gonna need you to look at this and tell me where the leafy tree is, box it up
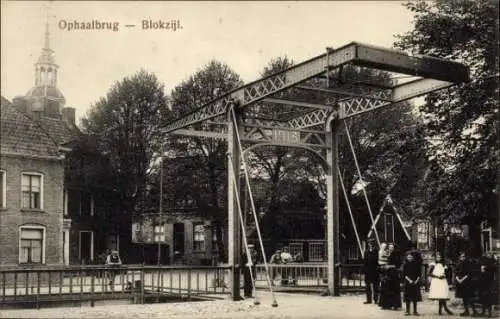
[394,0,499,244]
[81,70,170,261]
[167,60,243,262]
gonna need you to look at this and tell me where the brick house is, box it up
[0,22,122,267]
[132,210,223,265]
[0,96,76,267]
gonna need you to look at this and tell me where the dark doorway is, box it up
[79,231,93,264]
[141,244,170,265]
[173,223,185,263]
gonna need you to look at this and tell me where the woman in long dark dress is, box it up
[454,252,477,316]
[379,243,402,310]
[402,252,422,316]
[477,254,496,317]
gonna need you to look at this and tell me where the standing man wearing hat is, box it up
[242,244,258,298]
[363,238,379,304]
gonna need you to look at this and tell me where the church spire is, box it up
[35,18,58,87]
[44,20,50,51]
[24,15,66,118]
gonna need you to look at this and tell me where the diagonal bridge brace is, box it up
[163,42,469,133]
[288,77,461,129]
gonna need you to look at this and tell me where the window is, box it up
[78,231,94,263]
[289,242,303,258]
[309,241,325,261]
[154,225,165,242]
[0,170,5,208]
[193,223,205,252]
[80,192,93,216]
[63,190,68,216]
[212,226,218,252]
[347,244,361,261]
[417,221,431,250]
[21,173,43,209]
[19,226,45,264]
[383,213,394,242]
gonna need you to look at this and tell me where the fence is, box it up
[254,263,365,292]
[254,263,452,293]
[1,262,465,309]
[0,264,230,309]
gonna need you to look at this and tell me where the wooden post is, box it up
[326,118,340,296]
[90,270,95,307]
[227,106,242,300]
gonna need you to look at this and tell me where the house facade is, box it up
[0,23,78,267]
[132,210,223,265]
[0,97,74,267]
[0,22,121,267]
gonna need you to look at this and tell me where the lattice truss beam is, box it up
[164,42,469,141]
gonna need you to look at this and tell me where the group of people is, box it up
[363,239,498,317]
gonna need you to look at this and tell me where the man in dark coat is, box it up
[455,252,478,316]
[363,238,379,304]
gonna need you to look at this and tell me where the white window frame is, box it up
[21,172,44,210]
[19,225,46,264]
[193,223,206,252]
[154,225,165,242]
[63,229,70,266]
[78,230,94,262]
[0,170,6,208]
[417,221,431,250]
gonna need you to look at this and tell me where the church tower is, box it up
[23,20,66,118]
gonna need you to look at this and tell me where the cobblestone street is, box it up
[1,291,497,319]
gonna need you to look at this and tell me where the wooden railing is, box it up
[1,262,456,309]
[254,263,445,292]
[254,263,365,291]
[0,264,230,309]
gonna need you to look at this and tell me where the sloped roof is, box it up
[1,96,80,157]
[37,115,81,146]
[26,86,65,103]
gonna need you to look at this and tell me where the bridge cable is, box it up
[338,165,365,258]
[343,120,381,246]
[230,106,279,307]
[227,152,260,305]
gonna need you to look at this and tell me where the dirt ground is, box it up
[0,291,498,319]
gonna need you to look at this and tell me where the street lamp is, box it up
[157,155,164,266]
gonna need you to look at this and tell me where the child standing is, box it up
[428,253,453,315]
[403,252,422,316]
[454,252,477,316]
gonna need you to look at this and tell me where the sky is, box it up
[1,1,415,126]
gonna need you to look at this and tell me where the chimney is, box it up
[62,107,75,126]
[12,96,28,113]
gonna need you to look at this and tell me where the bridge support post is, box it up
[326,118,340,296]
[228,106,242,301]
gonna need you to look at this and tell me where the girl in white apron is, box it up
[428,253,453,315]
